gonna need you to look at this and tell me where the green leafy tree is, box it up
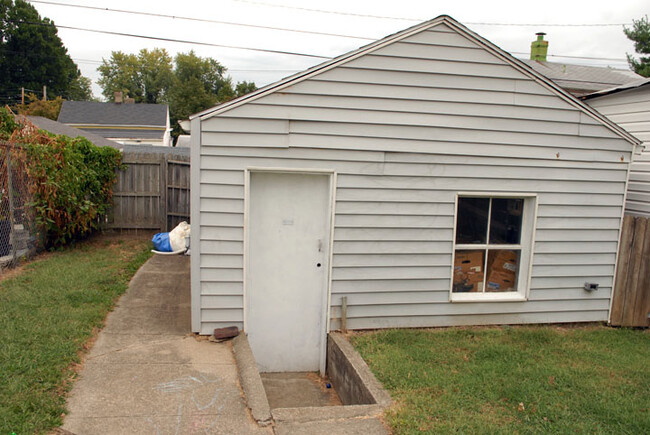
[235,80,258,97]
[67,75,94,101]
[98,48,175,103]
[0,0,92,102]
[624,15,650,77]
[169,51,235,130]
[98,48,257,138]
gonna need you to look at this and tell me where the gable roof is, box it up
[24,115,119,148]
[193,15,640,146]
[520,60,643,97]
[58,101,168,127]
[581,77,650,100]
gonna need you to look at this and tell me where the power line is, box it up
[231,0,631,27]
[27,1,374,40]
[9,19,331,59]
[467,22,628,27]
[232,0,421,21]
[510,51,627,62]
[0,43,304,71]
[5,16,632,66]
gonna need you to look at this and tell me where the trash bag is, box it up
[169,221,190,251]
[152,232,172,252]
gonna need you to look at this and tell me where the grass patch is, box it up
[351,326,649,434]
[0,233,153,434]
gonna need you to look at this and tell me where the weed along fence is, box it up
[0,141,38,268]
[611,214,650,327]
[106,146,190,232]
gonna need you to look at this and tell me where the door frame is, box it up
[243,167,336,374]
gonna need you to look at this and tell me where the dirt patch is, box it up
[0,250,52,284]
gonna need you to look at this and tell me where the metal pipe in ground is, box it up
[341,296,347,333]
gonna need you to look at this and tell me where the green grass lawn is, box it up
[0,234,152,434]
[351,326,649,434]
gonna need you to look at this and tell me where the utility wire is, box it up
[8,19,331,59]
[28,0,630,40]
[510,51,627,62]
[27,1,374,40]
[7,11,631,65]
[231,0,631,26]
[0,45,305,71]
[231,0,422,21]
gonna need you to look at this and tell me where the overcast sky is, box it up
[27,0,649,100]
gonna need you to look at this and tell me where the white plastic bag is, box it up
[168,221,191,252]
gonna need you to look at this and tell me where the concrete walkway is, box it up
[62,254,270,435]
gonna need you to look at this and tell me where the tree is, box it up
[0,0,92,101]
[169,51,234,129]
[97,48,175,103]
[624,15,650,77]
[235,81,258,97]
[98,49,257,138]
[67,75,94,101]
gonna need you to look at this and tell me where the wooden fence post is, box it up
[160,154,167,232]
[611,215,650,327]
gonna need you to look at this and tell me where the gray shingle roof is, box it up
[58,101,168,127]
[23,116,120,148]
[57,101,168,141]
[581,77,650,100]
[520,60,643,97]
[85,128,167,140]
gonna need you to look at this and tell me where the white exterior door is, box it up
[246,171,332,372]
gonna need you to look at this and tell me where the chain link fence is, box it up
[1,141,38,270]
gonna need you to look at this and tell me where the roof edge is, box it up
[581,78,650,100]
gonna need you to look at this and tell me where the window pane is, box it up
[455,197,489,244]
[452,250,485,293]
[485,249,519,292]
[489,198,523,244]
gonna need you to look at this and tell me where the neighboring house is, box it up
[521,59,643,97]
[583,79,650,217]
[58,101,172,147]
[22,116,119,149]
[189,15,639,373]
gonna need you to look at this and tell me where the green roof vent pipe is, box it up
[530,32,548,61]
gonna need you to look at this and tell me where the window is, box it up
[451,194,536,301]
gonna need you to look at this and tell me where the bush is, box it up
[1,107,122,248]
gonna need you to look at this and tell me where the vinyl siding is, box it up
[587,86,650,216]
[193,23,632,334]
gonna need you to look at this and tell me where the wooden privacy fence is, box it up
[106,148,190,232]
[611,214,650,327]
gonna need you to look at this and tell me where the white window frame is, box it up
[450,192,537,302]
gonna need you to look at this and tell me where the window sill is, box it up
[450,292,527,303]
